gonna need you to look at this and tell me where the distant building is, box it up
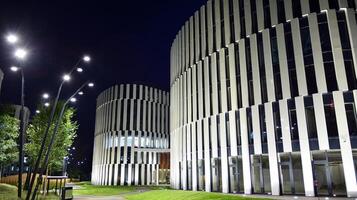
[170,0,357,198]
[91,84,170,186]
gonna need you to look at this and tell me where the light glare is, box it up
[77,67,83,72]
[44,102,50,107]
[6,34,18,44]
[35,110,40,114]
[42,93,50,99]
[88,82,94,87]
[70,98,77,103]
[83,55,91,62]
[63,74,71,81]
[14,48,27,60]
[10,66,19,72]
[78,91,84,95]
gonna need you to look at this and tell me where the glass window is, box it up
[259,105,268,154]
[328,0,339,9]
[277,0,286,23]
[323,94,340,149]
[273,102,283,152]
[309,0,320,13]
[263,0,271,28]
[344,92,357,149]
[292,0,302,18]
[337,12,357,90]
[247,108,254,154]
[304,97,318,150]
[251,0,258,33]
[288,99,300,151]
[239,0,246,38]
[257,33,268,103]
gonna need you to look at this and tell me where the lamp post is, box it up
[10,65,26,198]
[6,33,27,198]
[31,81,94,200]
[26,56,91,200]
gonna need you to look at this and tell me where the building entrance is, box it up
[229,156,244,193]
[278,152,304,195]
[251,154,271,194]
[312,151,346,197]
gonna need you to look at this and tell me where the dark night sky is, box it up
[0,0,206,177]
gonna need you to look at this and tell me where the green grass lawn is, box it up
[0,183,59,200]
[125,190,270,200]
[73,181,138,196]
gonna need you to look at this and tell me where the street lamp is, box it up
[6,33,18,44]
[76,67,83,73]
[42,93,50,99]
[83,55,90,62]
[31,81,94,200]
[63,74,71,82]
[10,66,19,72]
[14,48,27,60]
[35,110,40,114]
[27,55,92,200]
[44,102,50,107]
[9,64,26,198]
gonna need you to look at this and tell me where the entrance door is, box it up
[229,156,243,193]
[198,159,205,191]
[313,160,331,196]
[251,155,271,194]
[279,153,295,194]
[279,152,305,195]
[211,158,221,192]
[312,151,346,197]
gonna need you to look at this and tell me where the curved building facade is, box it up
[92,84,170,186]
[170,0,357,197]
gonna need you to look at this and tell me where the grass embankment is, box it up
[0,183,58,200]
[125,189,270,200]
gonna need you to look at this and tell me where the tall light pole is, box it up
[26,55,91,200]
[9,43,28,198]
[31,81,94,200]
[10,65,26,198]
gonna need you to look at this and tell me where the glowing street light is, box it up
[10,66,19,72]
[6,34,18,44]
[35,110,40,114]
[83,55,90,62]
[44,102,50,107]
[78,91,84,95]
[42,93,50,99]
[76,67,83,73]
[14,48,27,60]
[88,82,94,87]
[70,97,77,103]
[63,74,71,82]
